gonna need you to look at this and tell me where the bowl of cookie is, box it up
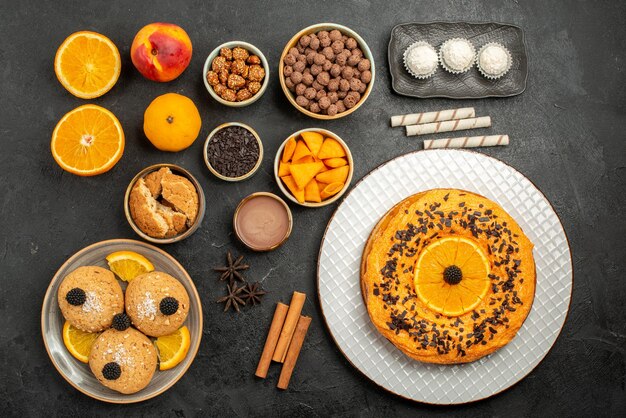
[279,23,375,119]
[124,164,206,244]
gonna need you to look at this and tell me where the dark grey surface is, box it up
[389,21,527,98]
[0,0,625,417]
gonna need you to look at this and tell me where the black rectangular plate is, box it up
[388,21,528,99]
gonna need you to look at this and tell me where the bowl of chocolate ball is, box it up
[279,23,375,119]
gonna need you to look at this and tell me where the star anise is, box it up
[216,283,246,313]
[214,251,249,286]
[240,282,267,306]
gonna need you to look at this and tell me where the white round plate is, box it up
[317,150,572,404]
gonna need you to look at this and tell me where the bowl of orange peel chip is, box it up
[274,128,354,207]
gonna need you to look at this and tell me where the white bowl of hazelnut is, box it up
[203,41,269,107]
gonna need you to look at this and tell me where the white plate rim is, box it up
[316,149,573,404]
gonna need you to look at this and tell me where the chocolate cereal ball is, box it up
[309,102,321,113]
[290,71,303,84]
[297,54,307,62]
[361,70,372,84]
[339,79,350,92]
[310,64,322,76]
[327,78,339,92]
[331,40,344,54]
[335,51,349,66]
[299,35,311,47]
[358,58,371,72]
[302,73,314,86]
[316,71,330,86]
[345,37,358,50]
[322,47,334,61]
[304,87,316,100]
[329,30,342,41]
[287,47,299,57]
[350,78,363,92]
[284,54,296,66]
[320,36,331,48]
[343,91,361,108]
[312,80,324,91]
[285,77,295,90]
[296,95,309,108]
[322,60,333,71]
[295,83,306,96]
[315,89,326,101]
[336,100,346,113]
[327,91,339,103]
[293,61,306,73]
[327,103,338,117]
[284,65,293,77]
[342,66,354,80]
[348,53,361,66]
[330,64,342,77]
[318,96,331,110]
[314,53,326,65]
[306,52,316,65]
[337,90,347,99]
[310,37,320,50]
[296,44,305,54]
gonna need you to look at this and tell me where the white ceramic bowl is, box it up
[274,128,354,207]
[202,41,269,107]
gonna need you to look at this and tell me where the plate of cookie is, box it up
[41,239,202,403]
[317,149,572,404]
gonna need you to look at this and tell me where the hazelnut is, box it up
[330,64,342,78]
[327,103,338,116]
[231,59,247,75]
[327,91,339,103]
[220,47,233,60]
[295,83,306,96]
[358,58,371,72]
[339,79,350,92]
[309,102,321,113]
[310,64,322,76]
[314,53,326,65]
[341,66,354,80]
[316,71,330,86]
[360,70,372,84]
[347,54,361,67]
[206,71,219,86]
[336,100,346,113]
[214,83,227,96]
[218,68,229,84]
[322,47,335,61]
[247,55,261,65]
[327,78,339,92]
[284,54,296,66]
[331,40,345,55]
[296,95,309,108]
[212,56,228,72]
[310,37,320,50]
[228,74,246,90]
[302,73,314,86]
[236,89,252,102]
[288,47,299,57]
[248,65,265,82]
[329,30,342,41]
[233,47,250,61]
[306,52,317,65]
[345,38,358,50]
[290,71,303,84]
[304,87,316,100]
[293,61,306,73]
[318,96,331,110]
[320,36,331,48]
[284,65,294,77]
[312,80,324,91]
[247,81,262,94]
[299,35,311,47]
[322,60,333,71]
[221,88,237,102]
[315,89,327,101]
[349,78,363,92]
[284,77,295,90]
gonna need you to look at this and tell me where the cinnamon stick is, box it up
[272,291,306,363]
[277,315,312,390]
[255,302,289,378]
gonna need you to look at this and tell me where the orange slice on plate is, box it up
[106,250,154,282]
[62,321,101,363]
[51,104,125,176]
[155,326,191,371]
[54,31,121,99]
[414,237,490,316]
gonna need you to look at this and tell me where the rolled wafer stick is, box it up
[391,107,475,127]
[277,315,312,390]
[406,116,491,136]
[424,135,509,150]
[255,302,290,378]
[272,291,306,363]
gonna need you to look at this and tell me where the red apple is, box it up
[131,23,192,82]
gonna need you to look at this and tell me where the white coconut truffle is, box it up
[477,43,512,79]
[439,38,475,74]
[403,41,438,79]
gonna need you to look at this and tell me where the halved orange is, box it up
[414,237,490,316]
[62,321,101,363]
[106,250,154,282]
[155,326,191,371]
[51,104,124,176]
[54,31,121,99]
